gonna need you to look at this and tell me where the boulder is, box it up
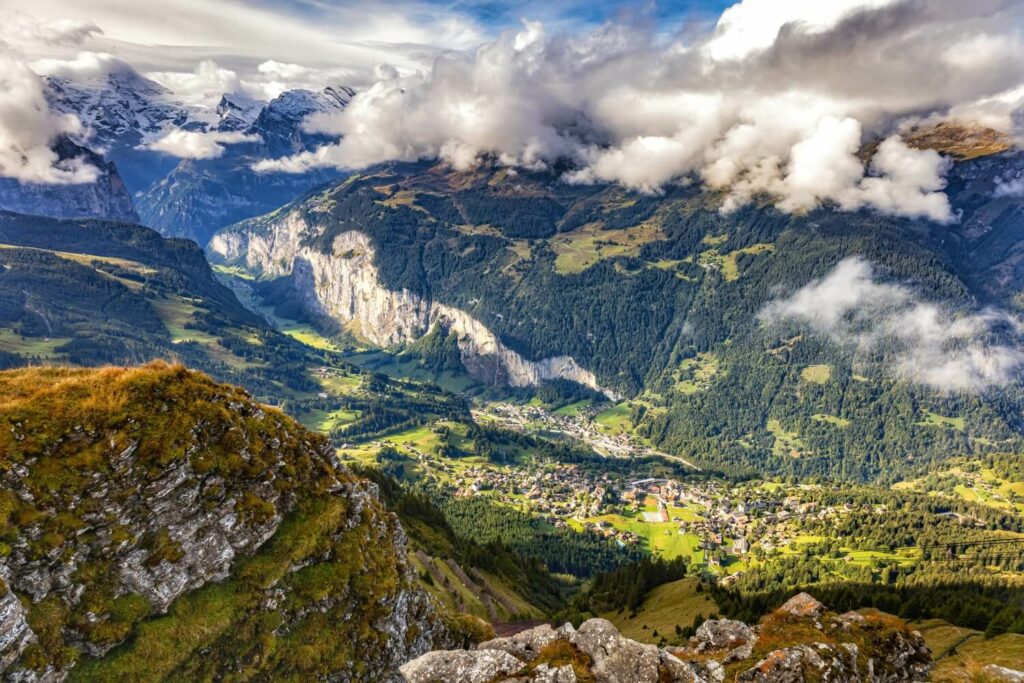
[982,664,1024,682]
[693,619,757,661]
[400,649,524,683]
[659,650,722,682]
[777,593,826,619]
[569,618,660,683]
[533,663,578,682]
[479,623,560,661]
[736,643,860,682]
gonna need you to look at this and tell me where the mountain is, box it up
[0,210,275,385]
[45,66,354,244]
[135,86,353,245]
[45,68,200,196]
[0,138,137,222]
[209,137,1024,484]
[0,362,460,680]
[213,92,264,132]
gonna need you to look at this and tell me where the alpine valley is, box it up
[2,3,1024,682]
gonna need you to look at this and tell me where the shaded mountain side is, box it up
[210,149,1024,483]
[0,211,310,398]
[0,139,138,222]
[0,363,466,681]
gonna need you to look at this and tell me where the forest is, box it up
[251,158,1024,484]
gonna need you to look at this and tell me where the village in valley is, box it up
[339,397,883,582]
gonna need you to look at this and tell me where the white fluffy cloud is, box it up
[0,52,97,184]
[705,0,893,61]
[256,0,1022,222]
[759,257,1024,393]
[141,130,260,160]
[994,175,1024,198]
[145,60,242,105]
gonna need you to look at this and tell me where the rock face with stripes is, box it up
[209,216,617,398]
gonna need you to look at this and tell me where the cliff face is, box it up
[0,363,451,681]
[210,212,615,396]
[0,139,138,223]
[401,593,932,683]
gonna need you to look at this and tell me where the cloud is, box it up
[0,12,101,51]
[10,0,486,86]
[705,0,894,62]
[141,129,260,159]
[0,52,97,184]
[31,51,134,80]
[145,60,242,105]
[759,257,1024,393]
[254,0,1022,222]
[994,174,1024,198]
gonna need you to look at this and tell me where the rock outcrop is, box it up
[401,593,931,683]
[210,212,616,396]
[0,363,453,681]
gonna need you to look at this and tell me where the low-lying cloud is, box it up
[141,130,261,160]
[0,15,103,184]
[994,174,1024,198]
[759,257,1024,393]
[255,0,1023,222]
[0,52,98,184]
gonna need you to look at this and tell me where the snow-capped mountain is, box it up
[45,68,202,195]
[136,86,353,244]
[42,66,354,243]
[215,92,265,132]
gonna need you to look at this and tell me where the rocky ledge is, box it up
[0,363,454,681]
[401,593,931,683]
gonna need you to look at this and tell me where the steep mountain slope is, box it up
[0,362,455,681]
[209,144,1024,482]
[0,210,293,393]
[136,86,352,245]
[0,138,137,222]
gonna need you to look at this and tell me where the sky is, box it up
[0,0,1022,220]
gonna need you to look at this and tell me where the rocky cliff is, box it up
[401,593,931,683]
[0,362,453,681]
[0,138,138,223]
[209,210,615,396]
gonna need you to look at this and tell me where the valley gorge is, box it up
[209,210,615,396]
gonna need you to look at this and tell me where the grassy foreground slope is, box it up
[0,362,461,681]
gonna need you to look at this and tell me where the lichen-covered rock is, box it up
[400,649,524,683]
[983,664,1024,682]
[692,618,757,662]
[401,596,932,683]
[777,593,827,620]
[0,581,33,672]
[736,643,860,682]
[479,623,560,661]
[659,651,721,683]
[0,364,453,681]
[570,618,661,683]
[531,663,577,683]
